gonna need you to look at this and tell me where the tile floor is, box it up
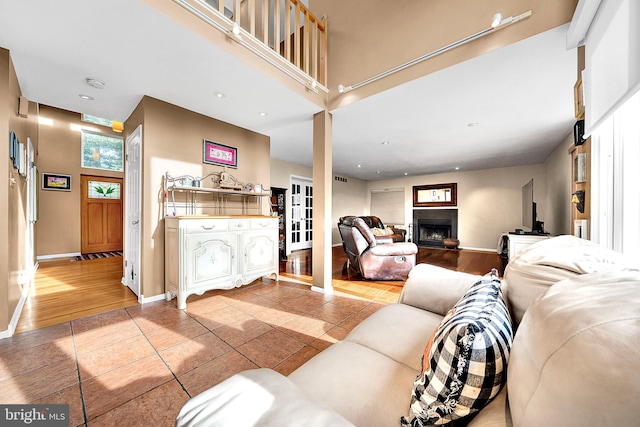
[0,278,385,426]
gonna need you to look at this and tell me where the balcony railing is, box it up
[176,0,327,91]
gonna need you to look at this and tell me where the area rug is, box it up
[72,251,123,262]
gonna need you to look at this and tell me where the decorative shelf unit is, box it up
[164,172,270,217]
[162,172,278,309]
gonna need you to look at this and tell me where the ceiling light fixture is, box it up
[381,141,390,145]
[306,79,319,93]
[214,92,226,98]
[78,94,94,100]
[258,112,268,117]
[227,22,242,41]
[336,10,531,94]
[86,78,105,89]
[467,122,479,127]
[491,13,503,28]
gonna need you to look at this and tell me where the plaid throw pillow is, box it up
[401,269,513,426]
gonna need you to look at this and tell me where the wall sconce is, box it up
[112,121,124,133]
[572,190,585,213]
[18,96,29,118]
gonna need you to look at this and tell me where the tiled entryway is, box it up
[0,279,384,426]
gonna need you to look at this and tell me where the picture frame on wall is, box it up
[413,183,458,207]
[203,140,238,168]
[42,173,72,191]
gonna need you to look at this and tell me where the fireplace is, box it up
[413,209,458,247]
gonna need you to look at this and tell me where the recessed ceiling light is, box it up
[214,92,225,98]
[78,94,94,100]
[467,122,479,127]
[86,78,105,89]
[404,172,408,176]
[376,171,381,174]
[381,141,390,145]
[258,112,268,117]
[455,167,460,170]
[357,164,361,168]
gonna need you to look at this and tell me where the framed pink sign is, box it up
[203,140,237,168]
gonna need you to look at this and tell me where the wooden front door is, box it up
[81,175,123,254]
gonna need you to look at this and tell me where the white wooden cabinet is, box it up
[165,216,278,309]
[506,233,550,261]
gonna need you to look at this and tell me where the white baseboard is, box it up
[37,252,81,260]
[0,262,39,339]
[311,285,333,294]
[140,293,166,304]
[458,246,498,253]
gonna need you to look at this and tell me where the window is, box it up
[82,114,113,127]
[81,130,124,172]
[370,188,405,226]
[591,90,640,259]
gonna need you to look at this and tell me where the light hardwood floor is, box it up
[16,257,138,334]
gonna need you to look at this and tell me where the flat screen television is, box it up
[521,178,536,232]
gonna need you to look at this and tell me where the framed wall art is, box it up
[42,173,72,191]
[413,183,457,207]
[203,140,238,168]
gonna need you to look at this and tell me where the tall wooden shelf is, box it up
[270,187,287,260]
[569,138,591,238]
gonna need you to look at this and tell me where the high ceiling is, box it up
[0,0,577,181]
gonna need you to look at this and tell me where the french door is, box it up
[290,177,313,251]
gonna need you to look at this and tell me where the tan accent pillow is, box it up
[371,227,394,236]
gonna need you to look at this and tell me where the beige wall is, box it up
[36,106,124,257]
[1,49,38,334]
[329,163,550,250]
[331,174,369,245]
[0,48,10,332]
[270,158,312,189]
[313,0,578,109]
[543,132,573,236]
[126,96,272,299]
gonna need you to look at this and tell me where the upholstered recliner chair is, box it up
[358,216,406,242]
[338,216,418,280]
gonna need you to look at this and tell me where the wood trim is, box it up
[284,0,291,61]
[294,2,301,68]
[413,183,458,207]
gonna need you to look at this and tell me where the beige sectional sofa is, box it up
[176,235,640,427]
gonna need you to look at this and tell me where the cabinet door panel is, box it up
[242,231,278,276]
[186,233,236,287]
